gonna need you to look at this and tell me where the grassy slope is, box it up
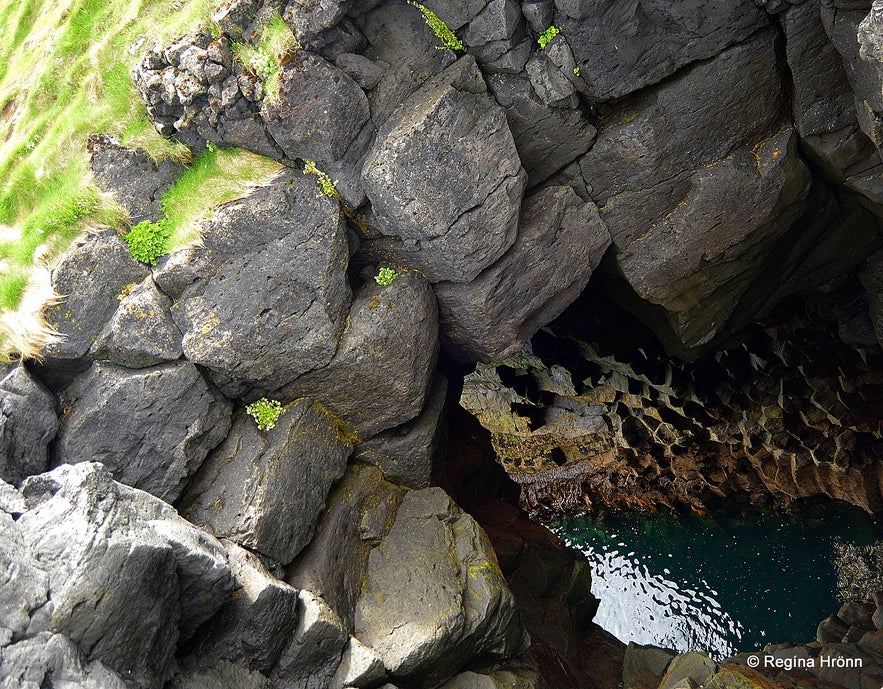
[0,0,283,361]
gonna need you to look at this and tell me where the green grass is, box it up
[0,0,285,361]
[232,13,297,101]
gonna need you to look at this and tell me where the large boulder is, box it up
[276,271,438,439]
[435,186,611,363]
[0,365,57,485]
[0,633,132,689]
[14,463,235,689]
[167,655,274,689]
[487,72,596,186]
[181,398,353,565]
[54,361,232,503]
[555,0,769,101]
[263,51,370,166]
[354,488,523,685]
[194,542,301,673]
[282,0,355,46]
[88,135,184,225]
[42,228,149,368]
[286,464,404,631]
[783,0,873,179]
[172,170,351,396]
[575,29,812,357]
[361,56,527,283]
[353,375,449,489]
[89,277,183,368]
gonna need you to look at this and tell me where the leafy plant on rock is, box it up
[538,25,560,49]
[375,267,400,286]
[246,397,285,431]
[303,160,338,198]
[123,219,172,265]
[409,2,466,51]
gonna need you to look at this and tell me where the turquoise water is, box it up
[550,506,882,659]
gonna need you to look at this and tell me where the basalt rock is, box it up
[88,136,185,225]
[167,654,274,689]
[0,365,56,486]
[435,185,611,363]
[42,229,149,372]
[275,271,438,439]
[354,487,523,685]
[361,56,527,283]
[54,361,231,503]
[180,398,352,565]
[13,463,235,689]
[172,170,351,397]
[461,304,883,516]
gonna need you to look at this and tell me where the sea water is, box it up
[550,505,882,659]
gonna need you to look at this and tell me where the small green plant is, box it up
[246,397,285,431]
[573,66,581,76]
[409,2,466,51]
[232,14,297,101]
[538,25,560,49]
[303,160,338,198]
[123,219,172,265]
[375,267,400,286]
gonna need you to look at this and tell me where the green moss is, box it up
[0,271,30,311]
[408,2,465,51]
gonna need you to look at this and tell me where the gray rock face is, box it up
[89,277,183,368]
[195,542,300,673]
[436,186,611,363]
[15,463,235,689]
[556,0,769,101]
[264,51,370,166]
[330,636,386,689]
[43,229,149,364]
[0,504,49,647]
[0,365,56,485]
[168,655,274,689]
[55,361,232,503]
[181,398,352,565]
[487,72,595,185]
[783,0,872,179]
[282,0,355,46]
[354,488,523,685]
[173,170,351,396]
[436,661,542,689]
[353,375,448,489]
[271,589,349,689]
[861,250,883,348]
[277,271,438,439]
[0,633,132,689]
[361,56,527,283]
[89,136,184,225]
[286,464,403,631]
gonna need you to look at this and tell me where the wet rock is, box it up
[330,637,387,689]
[181,398,352,565]
[271,590,349,689]
[353,375,448,489]
[0,365,56,485]
[276,271,438,439]
[194,542,300,673]
[54,361,231,503]
[16,463,234,689]
[173,170,351,396]
[89,136,184,224]
[435,186,610,363]
[42,229,149,366]
[286,464,403,632]
[361,56,527,283]
[556,0,768,101]
[264,51,370,166]
[487,71,595,185]
[0,633,132,689]
[89,277,183,368]
[168,654,274,689]
[354,488,523,685]
[783,0,872,179]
